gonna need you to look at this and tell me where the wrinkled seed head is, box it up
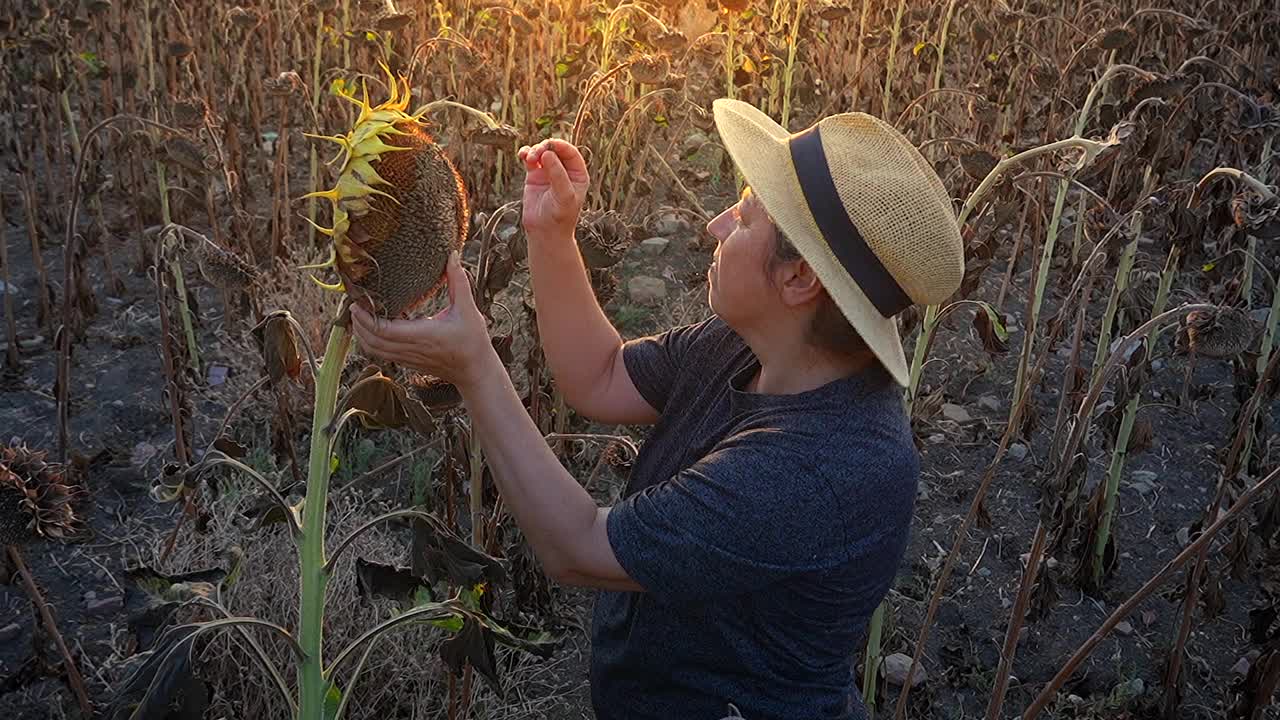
[1186,306,1255,358]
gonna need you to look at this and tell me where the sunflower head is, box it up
[304,64,469,317]
[0,442,84,547]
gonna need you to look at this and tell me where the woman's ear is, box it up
[776,259,825,307]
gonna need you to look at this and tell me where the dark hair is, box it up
[765,227,873,359]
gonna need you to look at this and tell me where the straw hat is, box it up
[711,98,965,387]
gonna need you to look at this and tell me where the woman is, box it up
[350,98,964,719]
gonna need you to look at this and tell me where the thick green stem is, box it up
[927,0,959,137]
[1089,225,1138,379]
[1091,398,1135,585]
[880,0,907,119]
[298,316,353,720]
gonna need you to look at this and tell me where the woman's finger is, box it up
[545,139,588,178]
[443,252,476,312]
[541,150,576,204]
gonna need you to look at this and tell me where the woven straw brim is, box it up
[711,99,965,386]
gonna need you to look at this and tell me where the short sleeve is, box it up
[620,316,716,413]
[605,432,852,606]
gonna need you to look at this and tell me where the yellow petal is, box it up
[346,156,391,187]
[297,246,336,269]
[300,217,337,238]
[308,275,345,292]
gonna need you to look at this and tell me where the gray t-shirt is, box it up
[590,315,919,720]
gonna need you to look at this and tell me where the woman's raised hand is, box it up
[518,139,589,242]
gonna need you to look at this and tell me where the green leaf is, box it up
[912,41,929,56]
[430,615,464,632]
[77,51,105,74]
[330,455,340,474]
[323,683,342,720]
[1202,261,1216,272]
[554,61,571,78]
[652,113,668,127]
[975,301,1009,341]
[535,114,555,129]
[364,31,377,41]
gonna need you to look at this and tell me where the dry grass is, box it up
[157,480,585,719]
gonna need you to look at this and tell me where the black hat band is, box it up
[787,125,913,317]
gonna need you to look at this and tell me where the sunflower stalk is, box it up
[297,307,353,720]
[1090,233,1179,586]
[880,0,908,119]
[906,134,1112,407]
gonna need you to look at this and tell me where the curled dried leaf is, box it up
[341,367,437,438]
[973,303,1009,355]
[263,71,304,97]
[958,147,998,181]
[1231,193,1280,239]
[251,313,303,383]
[164,137,210,175]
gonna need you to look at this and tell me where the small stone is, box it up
[882,653,926,688]
[978,395,1001,412]
[1056,346,1073,359]
[1252,307,1270,324]
[0,623,21,642]
[627,276,667,306]
[86,594,123,616]
[207,364,229,387]
[640,237,670,256]
[1130,470,1158,496]
[682,131,709,155]
[941,403,972,423]
[652,213,691,237]
[132,442,160,467]
[1007,443,1028,461]
[977,567,992,578]
[1232,656,1251,676]
[1115,620,1134,636]
[927,433,946,445]
[1151,358,1165,371]
[1067,694,1085,705]
[1176,526,1191,546]
[497,225,519,243]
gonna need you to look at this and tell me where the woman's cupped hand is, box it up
[349,251,497,391]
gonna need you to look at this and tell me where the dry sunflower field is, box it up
[0,0,1279,718]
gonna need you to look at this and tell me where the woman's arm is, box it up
[520,140,658,425]
[349,254,643,591]
[460,346,643,591]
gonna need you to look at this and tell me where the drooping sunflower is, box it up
[0,442,84,547]
[303,64,469,317]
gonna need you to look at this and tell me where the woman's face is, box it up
[704,186,781,329]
